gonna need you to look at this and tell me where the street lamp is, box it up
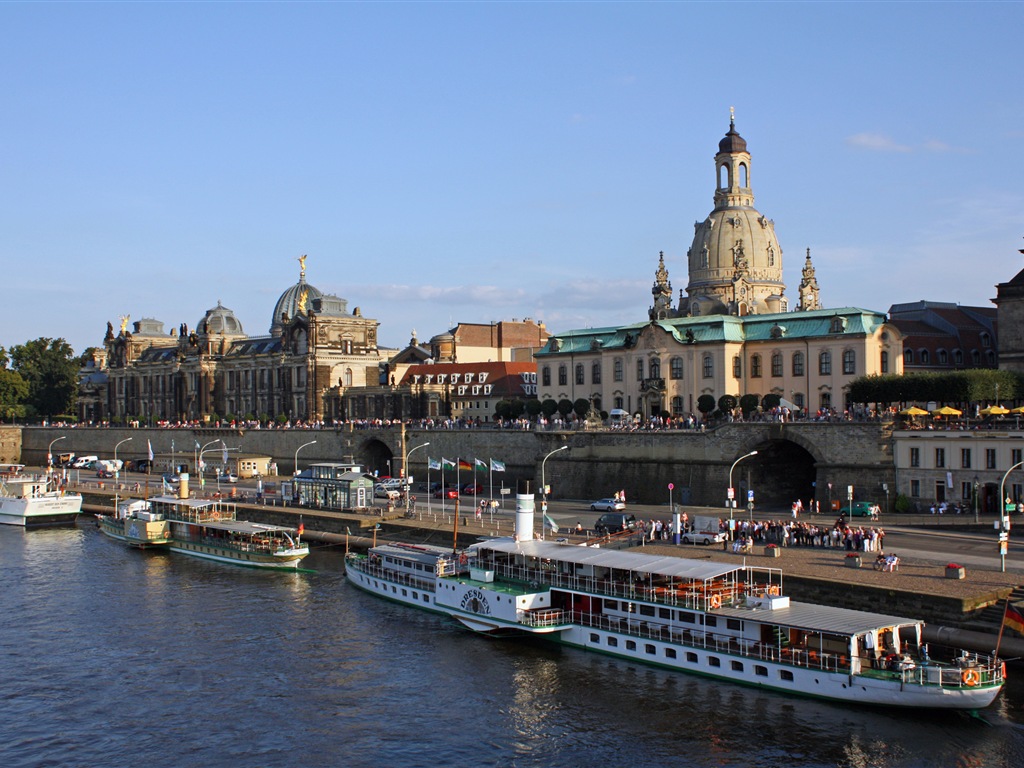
[973,475,980,524]
[727,450,758,538]
[541,445,569,514]
[196,439,222,490]
[404,442,430,513]
[998,461,1023,573]
[47,435,66,472]
[113,437,133,514]
[294,440,317,476]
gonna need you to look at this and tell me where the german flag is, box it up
[458,458,473,472]
[1005,601,1024,635]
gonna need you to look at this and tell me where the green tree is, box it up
[739,394,759,416]
[524,399,543,418]
[508,399,526,419]
[541,399,559,418]
[761,393,781,410]
[697,394,716,415]
[494,400,512,421]
[718,394,737,414]
[0,368,29,421]
[573,398,590,419]
[9,338,78,418]
[557,399,574,419]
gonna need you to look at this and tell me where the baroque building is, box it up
[83,257,392,424]
[536,117,902,418]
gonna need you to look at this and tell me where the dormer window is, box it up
[829,317,846,334]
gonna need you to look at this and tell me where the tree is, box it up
[761,393,781,410]
[541,399,559,418]
[557,399,574,419]
[739,394,759,416]
[0,368,28,421]
[573,398,590,419]
[697,394,716,415]
[494,400,512,421]
[9,338,78,418]
[524,399,543,418]
[718,394,737,414]
[508,399,526,419]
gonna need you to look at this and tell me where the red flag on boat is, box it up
[297,523,305,536]
[1005,601,1024,634]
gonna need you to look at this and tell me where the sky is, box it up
[2,2,1023,357]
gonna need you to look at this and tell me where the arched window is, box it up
[937,349,948,365]
[792,352,804,376]
[671,396,684,415]
[920,349,930,365]
[771,352,783,377]
[820,392,832,409]
[881,351,889,373]
[750,355,762,378]
[650,358,661,379]
[905,349,914,365]
[613,359,624,382]
[703,354,714,378]
[954,350,963,366]
[575,364,584,385]
[670,357,683,380]
[819,350,832,375]
[344,368,353,387]
[971,349,980,365]
[542,366,551,386]
[591,362,601,384]
[987,350,996,366]
[558,365,567,386]
[718,163,729,189]
[842,350,855,375]
[636,359,644,381]
[733,356,742,378]
[981,332,991,348]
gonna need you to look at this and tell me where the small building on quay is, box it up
[291,462,375,511]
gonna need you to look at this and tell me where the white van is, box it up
[71,455,99,469]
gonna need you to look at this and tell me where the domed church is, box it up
[88,256,391,424]
[537,114,900,419]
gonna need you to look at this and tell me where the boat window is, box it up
[412,592,418,600]
[608,637,618,647]
[658,608,671,619]
[639,606,655,617]
[679,612,695,624]
[727,619,742,631]
[645,644,656,655]
[709,657,721,667]
[704,616,718,627]
[755,665,768,677]
[605,599,618,610]
[731,661,743,671]
[590,633,600,643]
[625,641,636,651]
[686,652,698,663]
[779,670,794,681]
[665,648,677,659]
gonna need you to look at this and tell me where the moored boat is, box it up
[0,474,82,527]
[345,483,1005,710]
[97,494,309,569]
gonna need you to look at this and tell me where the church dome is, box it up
[199,301,244,336]
[718,121,747,154]
[271,275,323,335]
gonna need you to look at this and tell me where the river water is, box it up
[2,523,1024,768]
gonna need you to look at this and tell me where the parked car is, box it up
[218,472,238,483]
[461,483,483,495]
[594,512,637,534]
[841,501,880,518]
[433,488,458,499]
[374,485,400,500]
[681,529,727,545]
[590,498,625,512]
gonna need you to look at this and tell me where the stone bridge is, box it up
[17,421,894,511]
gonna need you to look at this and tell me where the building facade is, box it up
[84,258,392,424]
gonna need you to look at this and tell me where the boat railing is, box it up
[346,554,437,593]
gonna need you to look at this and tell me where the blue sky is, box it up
[2,2,1022,356]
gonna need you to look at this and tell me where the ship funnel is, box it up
[515,479,535,541]
[179,473,189,500]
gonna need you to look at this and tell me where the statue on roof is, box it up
[298,254,307,279]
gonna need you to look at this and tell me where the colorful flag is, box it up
[442,458,455,468]
[1005,601,1024,634]
[490,459,506,472]
[474,458,488,471]
[458,458,473,472]
[544,513,559,533]
[147,440,154,462]
[428,458,441,471]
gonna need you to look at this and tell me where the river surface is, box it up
[3,523,1024,768]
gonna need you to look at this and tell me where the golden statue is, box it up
[298,254,307,278]
[119,315,130,334]
[298,289,308,313]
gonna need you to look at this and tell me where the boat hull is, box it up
[168,539,309,569]
[0,495,82,527]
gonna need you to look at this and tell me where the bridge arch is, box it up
[736,437,819,513]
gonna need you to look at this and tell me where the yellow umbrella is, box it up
[900,406,929,416]
[931,406,962,417]
[980,405,1010,416]
[1011,406,1024,414]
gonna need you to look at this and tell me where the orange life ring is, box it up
[709,594,722,609]
[767,585,780,596]
[962,668,980,687]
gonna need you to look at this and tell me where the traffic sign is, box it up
[727,487,735,500]
[668,483,674,491]
[748,490,755,502]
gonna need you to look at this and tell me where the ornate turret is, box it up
[797,248,822,312]
[649,252,674,320]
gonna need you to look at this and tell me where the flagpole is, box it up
[996,597,1011,658]
[453,496,460,552]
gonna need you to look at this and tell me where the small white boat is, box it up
[346,537,1005,710]
[0,474,82,527]
[98,494,309,569]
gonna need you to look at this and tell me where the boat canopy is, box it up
[716,602,922,637]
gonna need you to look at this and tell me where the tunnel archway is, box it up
[360,438,395,478]
[735,438,818,514]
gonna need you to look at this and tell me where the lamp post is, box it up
[973,475,980,524]
[728,450,758,539]
[197,439,222,490]
[998,461,1023,573]
[404,442,430,513]
[294,440,317,476]
[113,437,133,514]
[47,435,66,473]
[541,445,569,514]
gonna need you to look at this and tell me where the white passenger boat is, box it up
[346,537,1005,710]
[97,494,309,569]
[0,474,82,527]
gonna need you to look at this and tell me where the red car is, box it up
[433,488,458,499]
[461,483,483,495]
